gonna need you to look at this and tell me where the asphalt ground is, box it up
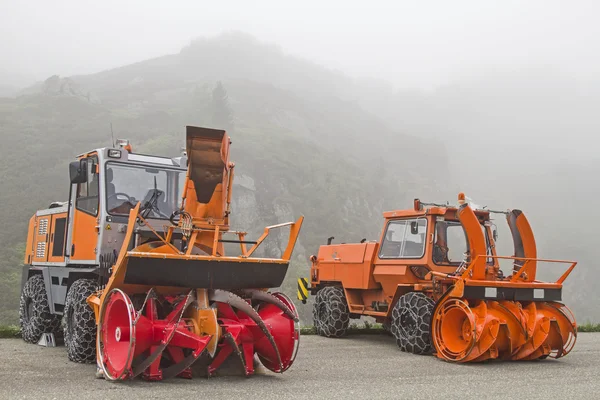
[0,333,598,400]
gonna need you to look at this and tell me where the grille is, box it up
[36,242,46,258]
[38,219,49,235]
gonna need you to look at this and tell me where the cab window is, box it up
[76,157,99,216]
[433,221,494,265]
[433,221,466,265]
[379,218,427,259]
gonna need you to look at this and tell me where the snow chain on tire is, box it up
[63,279,98,363]
[19,275,62,343]
[313,286,350,338]
[391,292,435,355]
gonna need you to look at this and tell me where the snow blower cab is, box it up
[305,193,577,362]
[21,136,189,347]
[21,126,303,381]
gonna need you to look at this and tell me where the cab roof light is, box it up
[116,139,133,153]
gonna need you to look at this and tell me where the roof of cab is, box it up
[383,206,491,220]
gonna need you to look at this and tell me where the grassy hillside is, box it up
[0,34,450,325]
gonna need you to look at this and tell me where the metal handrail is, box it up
[460,254,577,284]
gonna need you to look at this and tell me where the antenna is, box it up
[110,123,115,147]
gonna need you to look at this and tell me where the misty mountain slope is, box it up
[0,36,451,324]
[70,32,452,182]
[355,68,600,322]
[74,32,355,102]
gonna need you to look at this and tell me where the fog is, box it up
[2,1,600,89]
[1,1,599,323]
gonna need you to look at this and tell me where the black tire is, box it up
[391,292,435,355]
[312,286,349,338]
[19,274,62,343]
[63,279,97,363]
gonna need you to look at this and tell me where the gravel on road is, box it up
[0,333,598,400]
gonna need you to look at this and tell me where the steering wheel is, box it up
[107,192,133,203]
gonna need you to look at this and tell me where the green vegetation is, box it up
[0,325,20,338]
[211,81,234,131]
[577,323,600,333]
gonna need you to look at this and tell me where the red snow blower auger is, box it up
[86,126,303,381]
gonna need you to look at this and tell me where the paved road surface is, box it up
[1,333,598,399]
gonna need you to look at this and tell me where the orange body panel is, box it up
[25,211,70,265]
[24,212,67,265]
[70,209,98,262]
[313,243,379,289]
[31,215,51,263]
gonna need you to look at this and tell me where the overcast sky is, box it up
[1,0,599,89]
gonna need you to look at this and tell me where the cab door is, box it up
[47,214,68,263]
[69,156,100,263]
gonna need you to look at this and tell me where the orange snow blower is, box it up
[82,126,303,380]
[306,193,577,362]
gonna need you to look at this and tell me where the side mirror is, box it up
[493,228,498,242]
[69,160,88,184]
[411,221,419,235]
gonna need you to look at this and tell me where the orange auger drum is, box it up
[305,193,578,363]
[429,203,577,362]
[432,298,576,362]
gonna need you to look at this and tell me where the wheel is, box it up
[312,286,349,338]
[19,274,62,343]
[63,279,98,363]
[391,292,435,355]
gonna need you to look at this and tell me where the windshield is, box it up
[105,163,185,219]
[433,220,492,265]
[379,218,428,259]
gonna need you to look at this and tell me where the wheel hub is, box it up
[400,309,418,336]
